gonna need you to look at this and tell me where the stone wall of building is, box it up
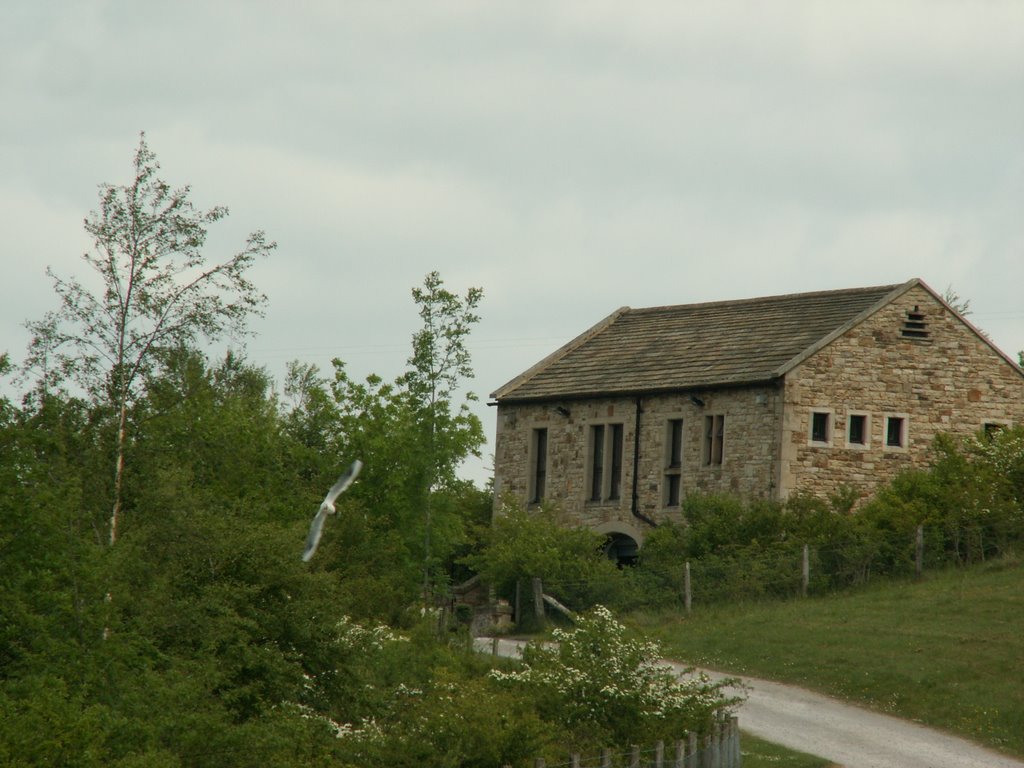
[493,382,783,532]
[780,284,1024,503]
[492,397,639,531]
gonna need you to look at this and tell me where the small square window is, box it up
[983,422,1005,438]
[885,415,907,449]
[848,413,868,446]
[810,411,831,444]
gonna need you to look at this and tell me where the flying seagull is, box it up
[302,459,363,562]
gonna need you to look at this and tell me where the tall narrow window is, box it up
[609,424,624,501]
[590,425,605,501]
[668,418,683,469]
[664,418,683,507]
[589,423,624,502]
[704,415,725,466]
[530,428,548,503]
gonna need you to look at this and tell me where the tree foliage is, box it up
[282,271,487,603]
[460,500,625,616]
[4,137,518,764]
[24,134,273,545]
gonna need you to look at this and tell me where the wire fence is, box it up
[511,512,1024,620]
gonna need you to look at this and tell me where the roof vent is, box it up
[901,305,929,340]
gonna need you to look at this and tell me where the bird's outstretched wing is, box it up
[323,459,363,507]
[302,459,363,562]
[302,507,329,562]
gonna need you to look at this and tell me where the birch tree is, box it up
[402,271,484,597]
[25,134,274,546]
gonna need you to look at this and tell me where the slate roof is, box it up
[491,280,916,402]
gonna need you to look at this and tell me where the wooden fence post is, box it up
[534,759,545,768]
[801,544,809,597]
[686,731,698,768]
[654,740,664,768]
[915,524,924,579]
[721,716,734,768]
[673,739,686,768]
[684,561,692,615]
[491,636,500,656]
[629,744,641,768]
[570,753,580,768]
[730,716,741,768]
[601,747,613,768]
[532,577,545,624]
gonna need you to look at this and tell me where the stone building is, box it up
[489,279,1024,558]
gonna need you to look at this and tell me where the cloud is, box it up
[2,1,1022,486]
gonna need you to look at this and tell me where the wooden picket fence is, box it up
[529,714,741,768]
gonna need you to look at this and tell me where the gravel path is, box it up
[476,637,1024,768]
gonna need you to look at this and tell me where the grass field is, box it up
[630,555,1024,757]
[741,734,835,768]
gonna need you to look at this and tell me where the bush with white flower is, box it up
[491,605,738,747]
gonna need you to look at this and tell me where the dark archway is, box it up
[604,532,640,567]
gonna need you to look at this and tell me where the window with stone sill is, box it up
[884,414,909,450]
[588,423,624,502]
[846,412,870,448]
[809,410,833,446]
[529,427,548,504]
[663,418,683,507]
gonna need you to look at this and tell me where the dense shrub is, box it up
[491,606,736,751]
[631,428,1024,606]
[460,500,627,625]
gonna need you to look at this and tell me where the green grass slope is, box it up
[632,556,1024,757]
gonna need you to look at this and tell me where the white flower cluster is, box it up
[975,433,1024,474]
[971,430,1024,505]
[491,605,727,728]
[333,614,409,650]
[287,702,385,741]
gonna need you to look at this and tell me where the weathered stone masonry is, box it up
[493,384,784,537]
[781,284,1024,501]
[491,280,1024,544]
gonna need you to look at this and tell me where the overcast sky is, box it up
[3,1,1023,485]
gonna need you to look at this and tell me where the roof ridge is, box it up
[628,282,907,315]
[490,278,997,402]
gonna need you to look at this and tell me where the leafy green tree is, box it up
[283,272,486,607]
[5,253,546,765]
[24,134,274,546]
[403,271,484,596]
[461,501,624,618]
